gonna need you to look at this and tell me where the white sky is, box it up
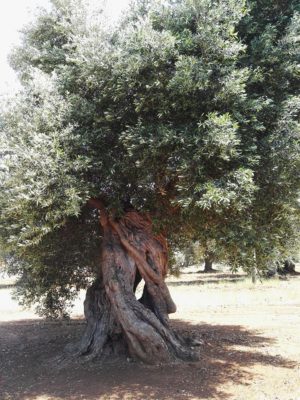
[0,0,130,95]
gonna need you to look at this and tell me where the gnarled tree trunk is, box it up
[71,200,196,364]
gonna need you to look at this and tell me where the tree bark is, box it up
[203,256,214,273]
[71,202,197,364]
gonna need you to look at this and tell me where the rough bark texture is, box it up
[72,201,197,364]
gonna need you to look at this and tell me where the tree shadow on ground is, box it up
[168,277,246,286]
[168,271,248,286]
[0,318,297,400]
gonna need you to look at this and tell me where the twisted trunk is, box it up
[71,201,196,364]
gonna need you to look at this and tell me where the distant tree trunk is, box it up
[252,249,259,284]
[69,200,196,364]
[203,256,214,273]
[283,259,296,274]
[251,266,257,284]
[265,259,296,277]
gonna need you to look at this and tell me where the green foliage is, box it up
[6,207,100,318]
[0,0,299,316]
[235,0,300,272]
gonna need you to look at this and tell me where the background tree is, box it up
[173,0,300,278]
[0,0,299,364]
[234,0,300,276]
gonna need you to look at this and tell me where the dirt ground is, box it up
[1,267,300,400]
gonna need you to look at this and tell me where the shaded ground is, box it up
[1,267,300,400]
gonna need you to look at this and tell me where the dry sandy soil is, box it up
[0,267,300,400]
